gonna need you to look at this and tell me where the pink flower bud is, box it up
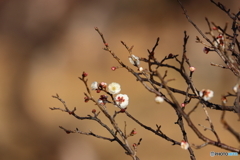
[100,82,107,88]
[111,66,117,71]
[130,128,137,136]
[84,97,89,102]
[82,71,88,77]
[181,103,186,107]
[189,66,196,72]
[212,27,217,30]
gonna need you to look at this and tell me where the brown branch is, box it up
[125,111,180,146]
[59,126,116,142]
[201,104,221,142]
[221,104,240,142]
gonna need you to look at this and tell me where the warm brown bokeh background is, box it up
[0,0,239,160]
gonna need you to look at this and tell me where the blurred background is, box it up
[0,0,239,159]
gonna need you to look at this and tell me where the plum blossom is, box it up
[155,96,164,104]
[97,99,104,105]
[199,89,214,101]
[233,83,240,93]
[129,54,140,66]
[115,94,129,109]
[181,140,189,150]
[108,82,121,94]
[91,81,98,90]
[189,66,196,72]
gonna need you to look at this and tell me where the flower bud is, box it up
[92,109,96,114]
[111,66,117,71]
[82,71,88,77]
[181,140,189,150]
[189,66,196,72]
[203,47,210,54]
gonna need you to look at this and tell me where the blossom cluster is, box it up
[90,81,129,109]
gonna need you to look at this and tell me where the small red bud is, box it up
[203,47,210,54]
[181,103,186,107]
[82,71,88,77]
[120,109,126,113]
[111,66,117,71]
[84,97,89,102]
[130,128,137,136]
[217,35,223,39]
[168,53,174,58]
[212,26,217,30]
[92,109,96,113]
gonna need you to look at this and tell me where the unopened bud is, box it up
[104,43,108,47]
[92,109,96,113]
[82,71,88,77]
[168,53,174,58]
[111,66,117,71]
[130,128,137,136]
[212,26,217,30]
[203,47,210,54]
[189,66,196,72]
[181,103,186,107]
[100,82,107,88]
[120,109,126,113]
[138,67,143,72]
[84,97,89,102]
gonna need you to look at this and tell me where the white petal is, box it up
[155,96,164,104]
[108,82,121,94]
[115,94,129,109]
[91,81,98,90]
[129,55,140,66]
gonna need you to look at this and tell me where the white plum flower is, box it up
[138,67,143,72]
[115,94,129,109]
[129,54,140,66]
[98,99,103,105]
[155,96,164,104]
[91,81,98,90]
[233,83,240,93]
[181,140,189,150]
[189,66,196,72]
[199,89,214,101]
[108,82,121,94]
